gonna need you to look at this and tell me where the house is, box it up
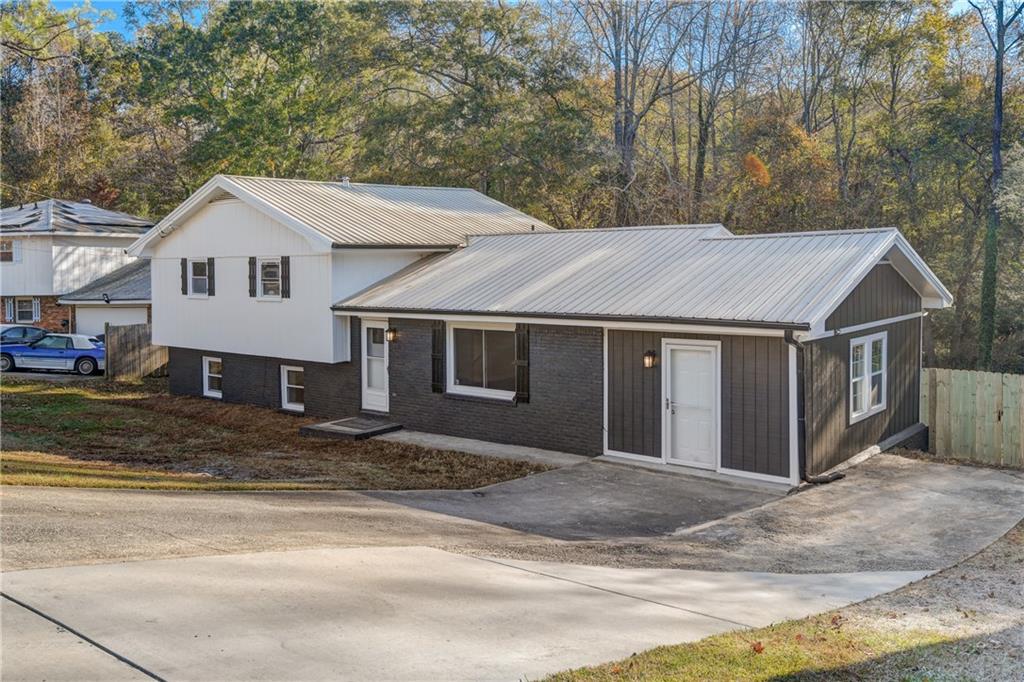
[0,199,152,331]
[57,260,151,336]
[130,175,953,486]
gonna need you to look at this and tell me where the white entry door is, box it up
[361,319,389,413]
[663,341,719,469]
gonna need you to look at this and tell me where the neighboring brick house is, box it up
[131,174,954,486]
[0,199,152,331]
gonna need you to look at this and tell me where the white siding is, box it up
[75,305,149,336]
[0,236,54,295]
[52,236,138,294]
[150,200,340,363]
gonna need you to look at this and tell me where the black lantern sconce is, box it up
[385,327,398,343]
[642,350,657,369]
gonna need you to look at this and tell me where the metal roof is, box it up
[1,199,152,236]
[59,259,150,302]
[130,175,553,254]
[338,226,952,328]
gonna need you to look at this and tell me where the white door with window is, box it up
[663,340,720,469]
[361,319,389,412]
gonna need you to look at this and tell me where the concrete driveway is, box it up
[2,454,1022,680]
[371,460,781,540]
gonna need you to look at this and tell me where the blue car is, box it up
[0,333,105,375]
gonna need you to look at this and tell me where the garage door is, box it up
[75,306,148,336]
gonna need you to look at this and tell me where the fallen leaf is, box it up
[752,641,765,654]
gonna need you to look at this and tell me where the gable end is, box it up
[825,263,921,331]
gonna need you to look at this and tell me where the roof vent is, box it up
[80,198,92,203]
[340,176,351,188]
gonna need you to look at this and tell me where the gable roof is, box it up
[127,174,552,255]
[337,226,953,332]
[58,259,150,303]
[1,199,152,237]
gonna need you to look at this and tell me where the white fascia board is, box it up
[57,299,151,306]
[335,310,790,336]
[805,231,953,336]
[126,175,333,256]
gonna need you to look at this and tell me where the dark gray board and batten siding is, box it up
[826,264,921,330]
[606,331,791,479]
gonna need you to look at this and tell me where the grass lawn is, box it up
[1,377,548,490]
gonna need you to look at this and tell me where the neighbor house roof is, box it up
[58,259,150,303]
[337,225,953,332]
[127,175,552,255]
[1,199,153,236]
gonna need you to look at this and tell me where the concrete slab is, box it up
[375,429,589,468]
[299,416,402,440]
[371,461,780,540]
[1,547,926,682]
[1,597,147,681]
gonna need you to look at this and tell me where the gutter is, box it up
[331,307,812,331]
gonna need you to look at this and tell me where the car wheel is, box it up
[0,354,12,372]
[75,358,96,375]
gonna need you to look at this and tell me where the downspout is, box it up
[785,330,844,486]
[786,329,811,483]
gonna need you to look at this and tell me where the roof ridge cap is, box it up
[700,227,898,241]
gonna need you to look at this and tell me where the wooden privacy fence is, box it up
[920,368,1024,468]
[104,322,168,381]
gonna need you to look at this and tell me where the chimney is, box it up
[340,176,351,188]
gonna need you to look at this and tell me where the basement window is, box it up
[280,365,304,412]
[447,323,515,400]
[850,331,886,423]
[203,356,222,399]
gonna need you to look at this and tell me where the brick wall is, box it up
[168,318,605,456]
[387,319,605,456]
[1,296,71,331]
[168,319,361,418]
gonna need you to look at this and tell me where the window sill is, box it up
[850,404,886,425]
[256,297,283,302]
[279,406,304,415]
[203,392,222,400]
[444,391,516,406]
[187,295,209,300]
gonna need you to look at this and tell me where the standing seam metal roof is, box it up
[0,199,152,235]
[219,175,553,246]
[338,226,926,326]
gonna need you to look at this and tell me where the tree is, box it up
[968,0,1024,369]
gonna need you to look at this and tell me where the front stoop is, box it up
[300,416,403,441]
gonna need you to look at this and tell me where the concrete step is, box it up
[300,416,403,441]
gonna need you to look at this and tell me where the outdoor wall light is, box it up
[642,350,657,369]
[385,327,398,343]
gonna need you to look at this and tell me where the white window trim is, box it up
[202,356,223,399]
[849,331,887,424]
[0,238,17,263]
[280,365,304,413]
[188,258,209,298]
[257,256,282,300]
[445,321,516,401]
[15,297,36,323]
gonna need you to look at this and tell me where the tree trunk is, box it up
[691,94,709,223]
[978,0,1006,370]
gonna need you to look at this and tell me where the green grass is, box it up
[1,377,549,490]
[547,616,951,681]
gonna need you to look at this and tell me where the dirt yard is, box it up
[0,377,548,490]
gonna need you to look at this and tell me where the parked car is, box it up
[0,333,105,375]
[0,324,48,345]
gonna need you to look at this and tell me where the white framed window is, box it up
[447,322,516,400]
[258,257,281,299]
[189,259,209,296]
[0,239,16,263]
[202,356,223,399]
[280,365,304,412]
[15,297,36,323]
[850,331,886,423]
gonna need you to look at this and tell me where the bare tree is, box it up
[968,0,1024,368]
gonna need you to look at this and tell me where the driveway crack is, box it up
[470,555,755,629]
[1,592,166,681]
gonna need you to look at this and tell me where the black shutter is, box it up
[281,256,290,298]
[431,320,445,393]
[248,257,257,297]
[514,324,529,403]
[207,257,216,296]
[180,258,188,295]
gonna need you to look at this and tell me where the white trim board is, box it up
[661,338,721,471]
[801,311,924,341]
